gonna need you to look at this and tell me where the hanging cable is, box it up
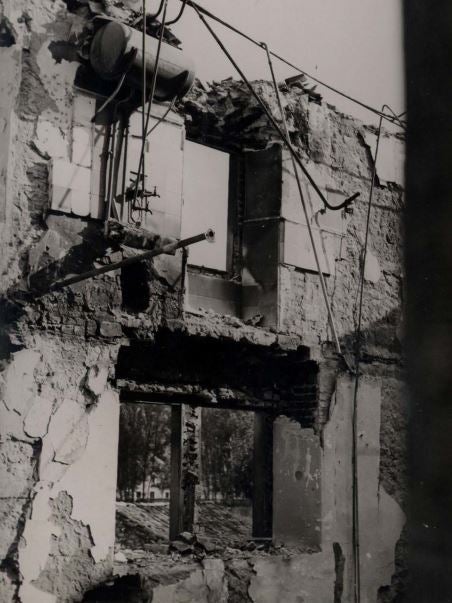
[91,48,138,124]
[381,103,406,130]
[350,107,384,603]
[91,72,127,123]
[263,42,350,366]
[166,0,187,25]
[146,96,177,137]
[132,1,165,31]
[131,0,169,215]
[149,0,165,19]
[142,0,147,206]
[177,0,404,128]
[191,5,359,213]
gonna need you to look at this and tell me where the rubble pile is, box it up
[180,77,316,151]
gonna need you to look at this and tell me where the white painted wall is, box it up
[181,140,230,271]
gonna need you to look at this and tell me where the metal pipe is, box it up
[132,0,169,210]
[111,117,127,211]
[142,0,147,193]
[120,121,129,222]
[350,110,384,603]
[49,229,215,292]
[263,43,345,358]
[103,120,117,233]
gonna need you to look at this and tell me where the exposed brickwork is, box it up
[0,2,407,601]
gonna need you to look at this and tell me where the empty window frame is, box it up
[116,401,272,553]
[181,141,232,272]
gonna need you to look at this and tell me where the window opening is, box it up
[181,140,230,271]
[116,400,272,559]
[116,403,171,551]
[197,407,254,546]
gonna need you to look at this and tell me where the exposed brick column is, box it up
[169,405,201,539]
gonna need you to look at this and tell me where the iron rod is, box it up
[193,6,359,212]
[263,43,344,357]
[49,229,215,291]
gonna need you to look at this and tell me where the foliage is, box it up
[117,404,254,506]
[117,403,171,500]
[200,408,254,504]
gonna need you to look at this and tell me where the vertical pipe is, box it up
[103,121,117,233]
[263,43,345,357]
[142,0,147,190]
[120,121,129,223]
[110,117,127,215]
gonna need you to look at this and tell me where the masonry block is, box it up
[73,94,96,126]
[50,159,91,216]
[72,125,92,168]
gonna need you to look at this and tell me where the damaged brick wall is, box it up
[0,333,120,602]
[0,1,407,601]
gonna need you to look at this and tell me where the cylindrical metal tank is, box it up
[90,20,195,101]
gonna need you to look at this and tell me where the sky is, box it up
[167,0,405,126]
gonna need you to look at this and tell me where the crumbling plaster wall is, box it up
[0,2,407,601]
[0,333,120,602]
[0,2,178,600]
[183,79,407,600]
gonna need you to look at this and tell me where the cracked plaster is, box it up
[0,3,407,600]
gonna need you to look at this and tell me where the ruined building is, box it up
[0,1,407,601]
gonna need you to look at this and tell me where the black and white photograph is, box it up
[0,0,451,601]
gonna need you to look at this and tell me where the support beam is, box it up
[169,404,201,540]
[253,411,273,539]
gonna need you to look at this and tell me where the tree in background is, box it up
[117,404,171,500]
[201,408,254,504]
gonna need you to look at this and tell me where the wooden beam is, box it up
[169,404,201,540]
[169,405,183,540]
[252,411,273,539]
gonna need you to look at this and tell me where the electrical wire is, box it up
[149,0,165,19]
[263,42,348,362]
[191,5,359,213]
[142,0,147,203]
[166,0,187,25]
[146,96,177,137]
[350,108,384,603]
[91,73,127,123]
[381,103,407,130]
[177,0,404,128]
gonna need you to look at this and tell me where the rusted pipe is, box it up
[49,229,215,292]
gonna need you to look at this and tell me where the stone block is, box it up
[50,185,72,213]
[71,191,90,217]
[72,126,92,168]
[99,321,123,338]
[23,395,54,439]
[364,131,405,187]
[35,119,68,160]
[282,220,333,274]
[73,94,96,126]
[50,159,91,193]
[50,159,91,217]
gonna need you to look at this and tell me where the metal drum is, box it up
[90,20,195,101]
